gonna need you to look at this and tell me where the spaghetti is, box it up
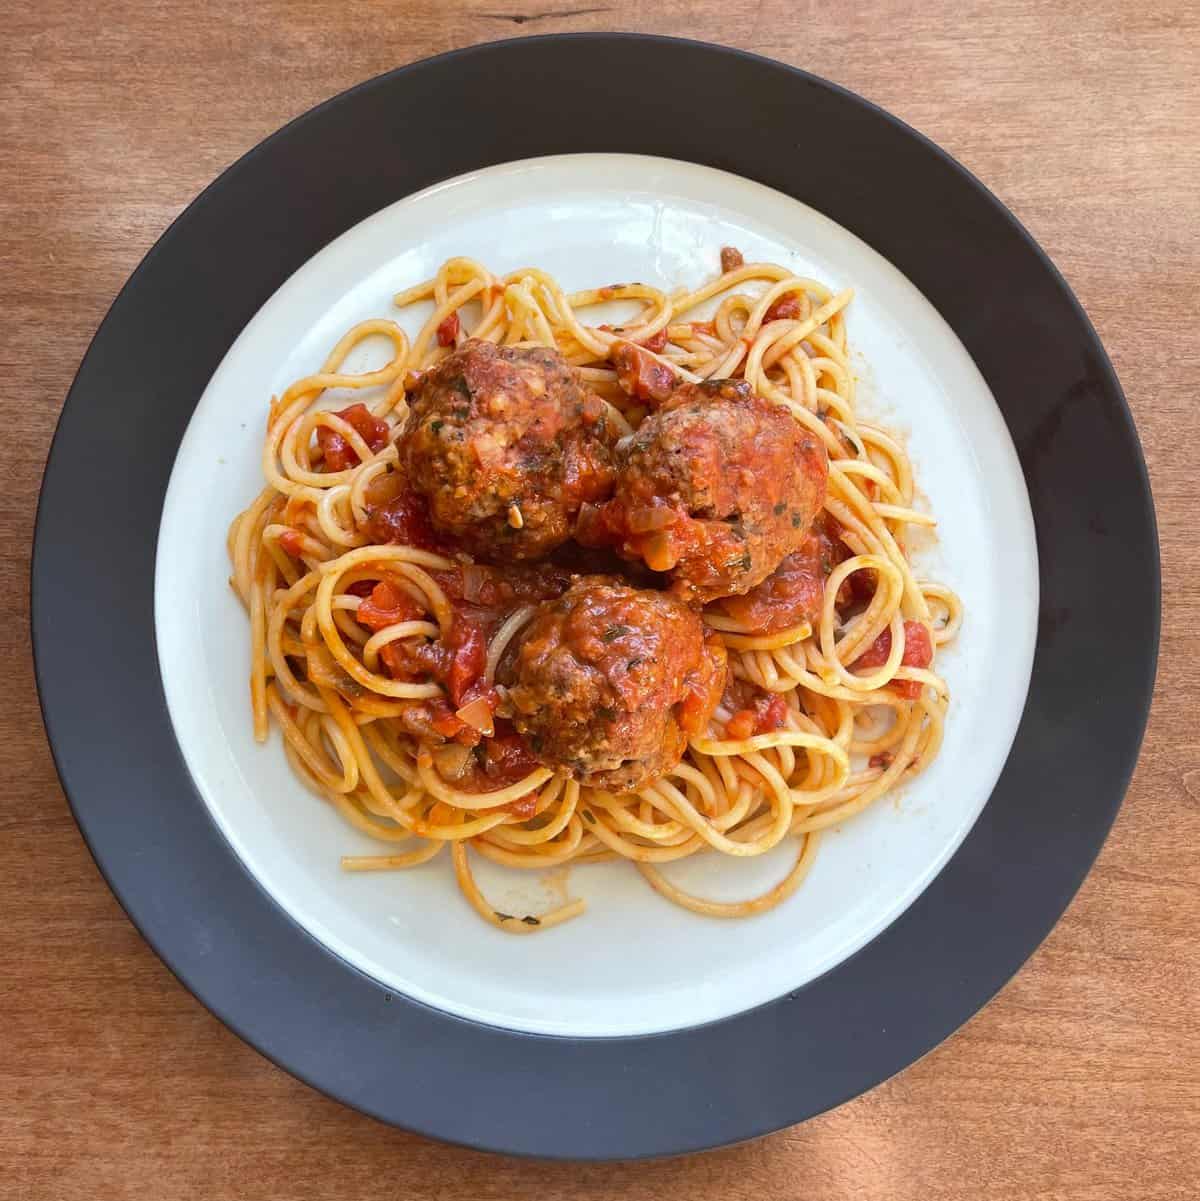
[227,253,961,932]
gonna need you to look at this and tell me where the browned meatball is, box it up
[399,340,617,561]
[577,379,829,602]
[503,578,727,792]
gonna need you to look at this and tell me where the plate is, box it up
[157,153,1037,1037]
[33,35,1158,1157]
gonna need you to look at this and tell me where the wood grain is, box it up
[3,3,1198,1198]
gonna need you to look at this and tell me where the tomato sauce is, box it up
[317,403,390,472]
[725,692,788,740]
[374,612,488,709]
[355,561,570,747]
[718,516,847,633]
[764,294,803,322]
[450,724,543,807]
[278,528,306,557]
[354,580,423,631]
[483,727,541,789]
[436,311,460,347]
[610,340,679,405]
[853,620,933,699]
[362,472,443,550]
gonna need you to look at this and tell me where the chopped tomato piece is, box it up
[317,403,390,472]
[847,566,876,605]
[366,485,440,549]
[894,621,933,699]
[354,580,423,632]
[430,702,462,738]
[726,693,787,740]
[436,311,460,347]
[903,622,934,669]
[853,620,933,698]
[854,628,894,670]
[676,682,712,736]
[377,616,490,708]
[457,678,499,714]
[610,340,679,405]
[317,429,355,472]
[725,709,757,740]
[341,403,390,450]
[484,730,541,790]
[444,615,487,708]
[755,693,789,733]
[575,498,625,548]
[764,294,803,321]
[427,699,482,747]
[869,752,894,769]
[640,327,668,353]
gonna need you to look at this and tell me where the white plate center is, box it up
[155,154,1037,1038]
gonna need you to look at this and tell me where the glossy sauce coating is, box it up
[718,517,845,633]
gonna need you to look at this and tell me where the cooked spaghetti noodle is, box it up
[228,253,961,932]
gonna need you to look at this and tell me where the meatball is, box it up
[503,578,727,792]
[577,379,829,602]
[399,340,617,561]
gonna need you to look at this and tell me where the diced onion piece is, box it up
[642,532,679,573]
[455,696,495,737]
[725,710,757,741]
[461,564,489,604]
[627,505,676,534]
[363,469,404,508]
[434,743,474,781]
[305,644,366,699]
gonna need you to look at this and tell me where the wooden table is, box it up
[4,4,1198,1198]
